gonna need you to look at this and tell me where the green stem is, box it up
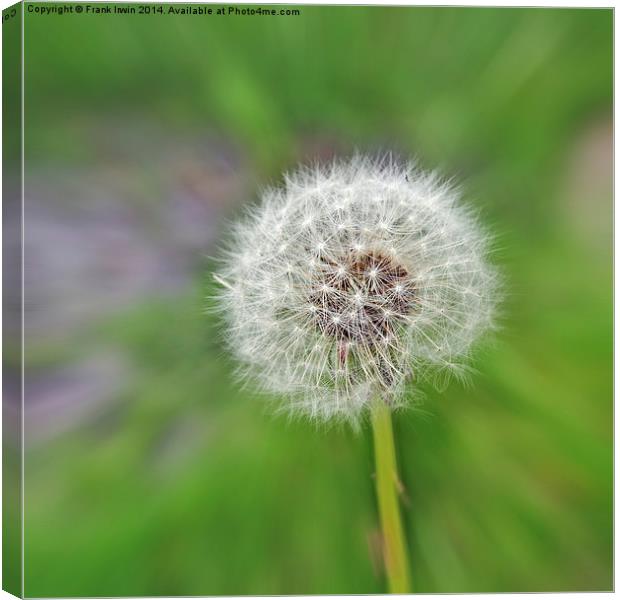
[371,402,412,594]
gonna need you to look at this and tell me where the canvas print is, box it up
[2,3,613,596]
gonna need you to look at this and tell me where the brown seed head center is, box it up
[309,249,416,343]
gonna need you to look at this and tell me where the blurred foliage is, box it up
[21,5,611,596]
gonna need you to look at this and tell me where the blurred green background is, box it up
[14,5,612,595]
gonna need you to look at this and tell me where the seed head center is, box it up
[308,249,416,342]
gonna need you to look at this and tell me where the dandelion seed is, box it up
[214,156,499,425]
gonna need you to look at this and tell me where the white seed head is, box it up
[214,156,499,425]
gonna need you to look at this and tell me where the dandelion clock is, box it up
[214,156,499,593]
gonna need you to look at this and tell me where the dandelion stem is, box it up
[371,402,412,594]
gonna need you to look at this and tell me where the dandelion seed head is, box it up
[215,156,499,425]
